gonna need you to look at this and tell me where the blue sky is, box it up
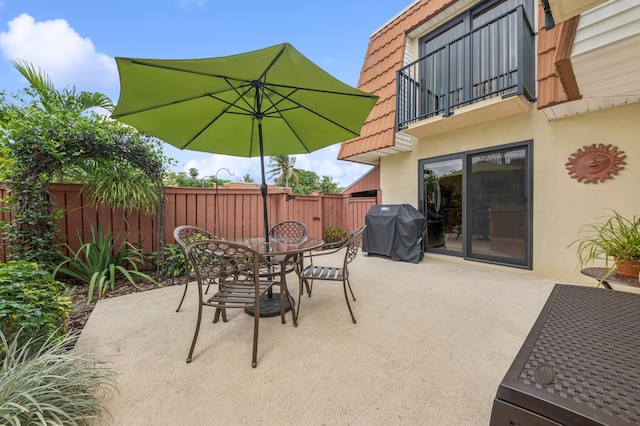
[0,0,409,187]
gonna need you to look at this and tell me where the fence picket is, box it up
[0,184,379,263]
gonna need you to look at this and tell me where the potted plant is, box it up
[571,210,640,281]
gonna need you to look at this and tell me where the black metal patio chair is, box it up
[173,225,220,312]
[184,239,275,367]
[296,225,366,323]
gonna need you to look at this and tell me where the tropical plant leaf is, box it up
[54,224,156,304]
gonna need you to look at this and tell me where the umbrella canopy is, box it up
[111,43,378,241]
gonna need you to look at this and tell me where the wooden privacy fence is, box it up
[0,183,379,262]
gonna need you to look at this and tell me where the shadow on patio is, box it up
[76,251,560,425]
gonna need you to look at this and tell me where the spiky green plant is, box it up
[570,210,640,282]
[54,224,156,304]
[0,330,115,425]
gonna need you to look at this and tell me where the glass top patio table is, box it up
[229,237,324,322]
[229,237,324,256]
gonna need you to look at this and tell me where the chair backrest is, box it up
[269,220,307,244]
[185,239,263,288]
[173,226,219,248]
[173,226,222,283]
[344,225,367,266]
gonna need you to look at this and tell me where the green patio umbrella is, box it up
[111,43,378,242]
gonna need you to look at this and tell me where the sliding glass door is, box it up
[421,156,463,254]
[419,141,532,268]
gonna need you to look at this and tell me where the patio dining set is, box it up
[173,221,366,368]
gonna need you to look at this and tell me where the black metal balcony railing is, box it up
[396,6,536,130]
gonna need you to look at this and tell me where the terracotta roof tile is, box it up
[339,0,458,162]
[341,0,580,160]
[536,3,580,109]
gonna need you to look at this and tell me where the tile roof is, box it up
[338,0,458,163]
[536,3,581,108]
[339,1,581,162]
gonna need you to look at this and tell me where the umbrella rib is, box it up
[124,59,258,85]
[111,86,253,118]
[262,86,364,138]
[222,76,258,114]
[180,78,259,150]
[258,45,288,82]
[268,82,377,100]
[114,50,377,154]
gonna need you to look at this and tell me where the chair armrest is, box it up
[321,241,343,250]
[297,243,344,269]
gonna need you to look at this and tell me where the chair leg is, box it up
[252,305,260,368]
[278,280,287,325]
[296,277,304,320]
[296,277,314,321]
[297,256,314,297]
[176,275,189,312]
[186,302,204,363]
[342,279,357,324]
[346,277,356,301]
[213,306,228,323]
[281,277,298,327]
[215,279,228,322]
[306,278,314,297]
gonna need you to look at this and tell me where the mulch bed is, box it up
[67,276,180,334]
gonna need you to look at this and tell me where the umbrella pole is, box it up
[258,119,270,243]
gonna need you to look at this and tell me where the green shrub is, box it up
[151,232,221,279]
[150,243,186,278]
[0,261,72,347]
[0,330,115,425]
[324,226,348,244]
[53,224,156,304]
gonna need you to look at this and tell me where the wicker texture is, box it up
[517,285,640,424]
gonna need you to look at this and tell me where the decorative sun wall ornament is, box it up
[565,143,626,184]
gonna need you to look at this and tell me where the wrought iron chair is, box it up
[258,221,308,325]
[296,225,366,323]
[185,239,275,368]
[268,220,308,281]
[173,226,220,312]
[270,220,308,244]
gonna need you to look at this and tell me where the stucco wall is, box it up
[380,102,640,285]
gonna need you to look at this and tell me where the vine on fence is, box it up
[0,88,165,267]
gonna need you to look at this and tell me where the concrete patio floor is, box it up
[76,251,567,425]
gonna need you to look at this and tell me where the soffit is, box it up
[547,0,609,23]
[541,0,640,119]
[570,0,640,98]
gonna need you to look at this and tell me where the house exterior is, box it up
[339,0,640,284]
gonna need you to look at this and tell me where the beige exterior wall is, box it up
[380,101,640,285]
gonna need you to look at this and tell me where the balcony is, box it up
[396,6,536,132]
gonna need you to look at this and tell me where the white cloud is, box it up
[295,146,373,187]
[175,149,372,188]
[0,13,372,188]
[0,13,117,93]
[183,154,264,183]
